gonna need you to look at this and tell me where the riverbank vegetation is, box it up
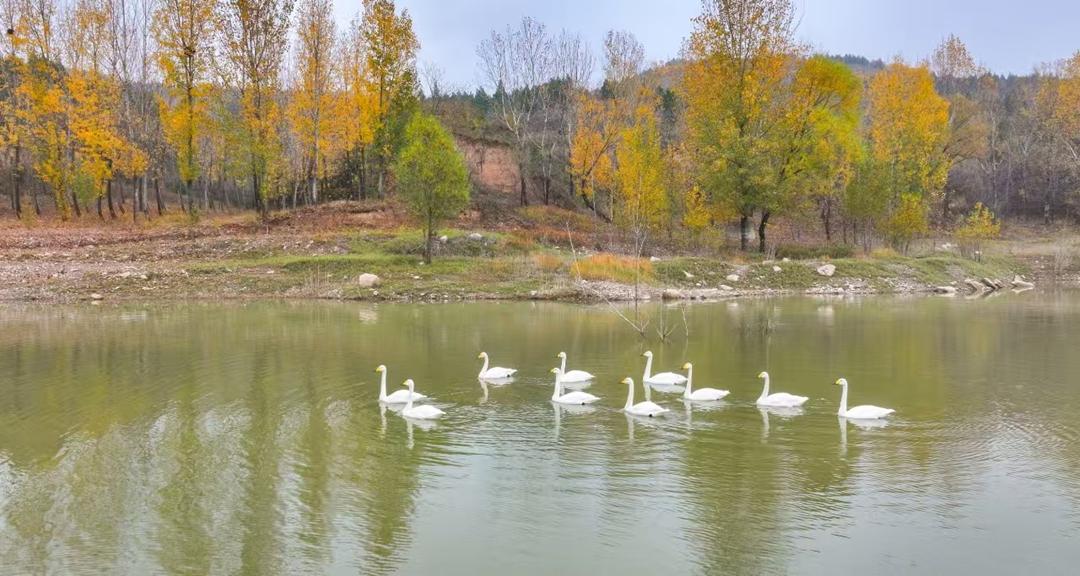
[1,0,1079,299]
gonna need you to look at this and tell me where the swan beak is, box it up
[834,379,842,386]
[682,363,691,370]
[477,353,483,359]
[758,372,766,378]
[550,368,559,374]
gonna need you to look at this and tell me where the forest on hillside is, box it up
[2,0,1079,253]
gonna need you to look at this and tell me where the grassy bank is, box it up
[0,203,1062,303]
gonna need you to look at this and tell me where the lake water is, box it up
[1,294,1079,575]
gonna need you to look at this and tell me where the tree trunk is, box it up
[758,210,770,253]
[424,222,434,264]
[71,191,81,218]
[106,180,117,219]
[12,145,21,219]
[33,182,42,216]
[97,197,104,219]
[155,177,165,216]
[942,187,950,224]
[739,214,750,251]
[117,180,126,214]
[519,173,528,206]
[821,201,832,242]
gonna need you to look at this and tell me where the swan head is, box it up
[477,352,488,360]
[758,371,769,379]
[642,351,653,358]
[682,362,692,371]
[622,377,635,386]
[557,351,566,359]
[403,379,415,390]
[375,365,386,373]
[834,378,848,387]
[550,367,562,375]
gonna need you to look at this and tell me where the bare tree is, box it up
[477,16,553,206]
[554,30,594,203]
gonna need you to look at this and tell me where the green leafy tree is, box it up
[393,113,470,263]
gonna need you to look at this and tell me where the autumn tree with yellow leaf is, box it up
[219,0,293,218]
[154,0,215,214]
[863,60,951,249]
[289,0,337,205]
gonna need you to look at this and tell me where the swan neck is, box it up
[560,356,566,373]
[758,376,770,402]
[838,384,848,416]
[405,387,414,411]
[552,372,562,401]
[379,370,387,401]
[479,356,489,378]
[683,367,693,398]
[643,356,652,381]
[624,383,634,411]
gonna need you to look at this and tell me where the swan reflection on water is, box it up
[838,415,890,453]
[404,416,438,449]
[682,398,727,429]
[552,402,598,439]
[758,405,804,440]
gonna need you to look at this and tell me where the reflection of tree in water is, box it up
[155,371,212,574]
[238,347,283,575]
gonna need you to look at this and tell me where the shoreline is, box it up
[1,208,1073,305]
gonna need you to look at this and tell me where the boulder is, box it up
[934,286,958,295]
[438,235,448,243]
[719,284,734,291]
[662,289,686,300]
[683,270,695,279]
[964,278,986,293]
[817,264,836,277]
[90,293,104,301]
[772,266,782,273]
[357,273,381,288]
[981,277,1002,291]
[726,274,740,283]
[467,233,483,241]
[1012,275,1035,289]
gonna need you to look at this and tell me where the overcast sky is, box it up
[332,0,1080,89]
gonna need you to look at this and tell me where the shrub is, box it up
[955,202,1001,261]
[570,253,654,283]
[882,193,929,254]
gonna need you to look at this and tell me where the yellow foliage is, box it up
[867,61,951,200]
[614,99,668,237]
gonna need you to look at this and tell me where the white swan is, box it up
[556,352,595,383]
[834,378,894,420]
[376,365,427,404]
[549,368,600,405]
[477,352,517,380]
[622,377,668,417]
[642,351,688,385]
[756,372,808,408]
[681,363,730,402]
[401,380,444,420]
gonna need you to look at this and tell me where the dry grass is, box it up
[570,253,653,283]
[869,247,900,259]
[532,253,563,273]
